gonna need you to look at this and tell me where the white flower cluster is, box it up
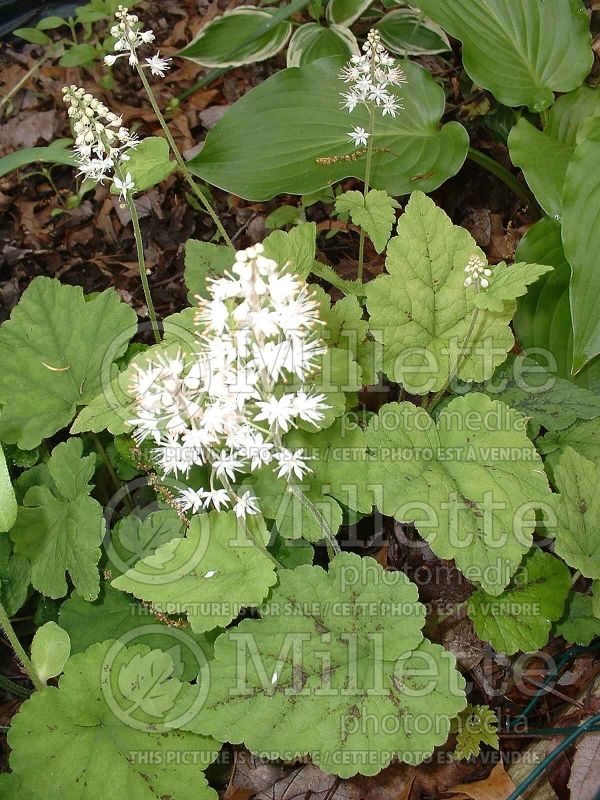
[339,29,406,148]
[62,85,138,191]
[104,5,171,76]
[464,254,492,289]
[128,244,330,519]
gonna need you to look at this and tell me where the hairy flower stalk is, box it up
[339,30,406,282]
[104,6,233,249]
[62,85,160,342]
[128,245,335,543]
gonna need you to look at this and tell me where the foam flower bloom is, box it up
[104,5,171,76]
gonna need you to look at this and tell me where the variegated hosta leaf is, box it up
[169,553,466,778]
[366,393,551,595]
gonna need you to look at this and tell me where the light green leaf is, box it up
[0,537,30,617]
[30,622,71,684]
[170,553,465,777]
[188,59,468,200]
[179,6,292,67]
[537,418,600,481]
[508,86,600,219]
[365,191,515,394]
[554,592,600,645]
[118,649,181,717]
[262,221,317,280]
[471,354,600,433]
[108,509,185,576]
[184,240,234,301]
[563,120,600,373]
[472,262,553,313]
[335,189,399,253]
[451,705,499,761]
[7,642,218,800]
[59,43,98,67]
[592,581,600,618]
[14,27,51,44]
[0,146,76,179]
[326,0,374,25]
[9,439,104,600]
[468,549,570,654]
[287,23,358,67]
[0,277,137,449]
[0,445,17,532]
[414,0,593,111]
[377,9,451,56]
[112,511,277,633]
[549,447,600,579]
[264,204,304,228]
[366,393,551,595]
[123,137,176,192]
[36,15,67,30]
[59,583,214,681]
[513,217,600,392]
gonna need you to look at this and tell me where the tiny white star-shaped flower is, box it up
[347,126,370,148]
[145,52,172,77]
[113,172,135,200]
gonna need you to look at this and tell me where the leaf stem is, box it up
[0,52,50,117]
[125,192,161,343]
[0,673,32,699]
[467,146,537,209]
[135,66,234,250]
[0,600,44,692]
[357,100,377,282]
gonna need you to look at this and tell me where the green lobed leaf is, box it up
[188,59,469,200]
[262,221,317,280]
[30,621,71,684]
[123,137,176,192]
[170,553,466,777]
[472,261,553,313]
[287,23,358,67]
[508,86,600,220]
[58,583,215,681]
[562,120,600,373]
[414,0,593,111]
[179,6,292,67]
[537,418,600,482]
[451,705,499,761]
[554,592,600,645]
[108,509,186,577]
[366,393,551,595]
[376,8,451,56]
[365,191,515,394]
[0,537,30,617]
[184,241,234,302]
[0,277,137,449]
[7,641,219,800]
[549,447,600,579]
[468,549,571,655]
[335,189,399,253]
[112,511,278,633]
[9,439,104,600]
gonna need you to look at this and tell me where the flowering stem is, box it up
[288,482,341,557]
[124,192,161,344]
[357,102,377,283]
[426,307,481,411]
[0,600,44,692]
[135,66,234,250]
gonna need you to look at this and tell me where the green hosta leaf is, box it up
[188,59,468,200]
[287,23,358,67]
[451,705,499,761]
[112,511,277,633]
[470,353,600,432]
[414,0,592,112]
[58,583,214,681]
[0,277,137,448]
[171,553,466,777]
[513,218,600,392]
[365,192,515,394]
[262,221,317,280]
[0,445,17,532]
[326,0,374,25]
[30,622,71,684]
[184,241,234,302]
[0,146,75,179]
[366,393,551,595]
[472,262,553,313]
[7,641,218,800]
[0,537,30,617]
[179,7,292,67]
[335,189,399,253]
[538,418,600,482]
[9,439,104,600]
[554,592,600,645]
[549,448,600,579]
[508,86,600,219]
[468,549,570,655]
[377,9,451,56]
[563,121,600,373]
[123,137,176,192]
